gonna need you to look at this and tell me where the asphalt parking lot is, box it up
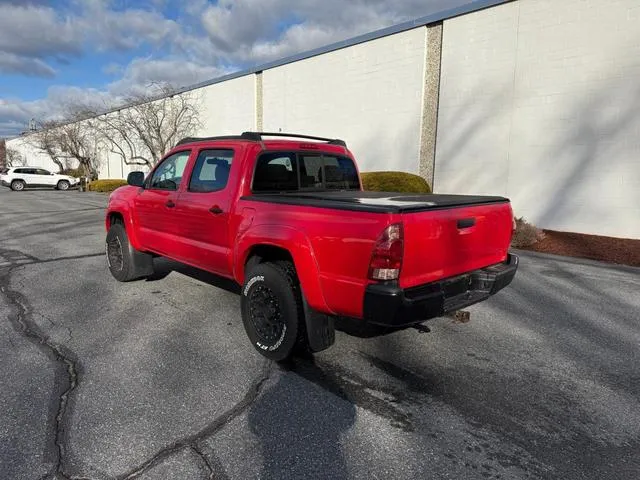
[1,187,639,480]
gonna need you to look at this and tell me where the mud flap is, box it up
[128,242,155,277]
[302,297,335,353]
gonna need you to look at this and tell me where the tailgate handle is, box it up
[457,218,475,229]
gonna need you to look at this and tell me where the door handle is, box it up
[209,205,223,215]
[457,217,475,229]
[166,200,176,208]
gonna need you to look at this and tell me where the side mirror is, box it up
[127,171,145,187]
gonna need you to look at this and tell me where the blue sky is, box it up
[0,0,469,137]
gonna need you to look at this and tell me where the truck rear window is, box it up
[252,152,360,192]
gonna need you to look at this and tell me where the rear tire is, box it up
[11,180,25,191]
[57,180,70,191]
[105,223,154,282]
[241,261,307,361]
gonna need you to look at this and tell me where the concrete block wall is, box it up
[263,28,427,173]
[436,0,640,238]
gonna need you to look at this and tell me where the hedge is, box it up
[87,179,128,193]
[360,171,431,194]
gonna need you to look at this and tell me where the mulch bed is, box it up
[518,229,640,268]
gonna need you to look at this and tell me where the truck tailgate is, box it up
[400,201,513,289]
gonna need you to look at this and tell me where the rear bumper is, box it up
[363,253,519,327]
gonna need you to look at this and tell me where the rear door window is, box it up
[189,149,234,192]
[252,152,359,192]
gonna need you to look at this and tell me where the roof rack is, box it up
[175,131,347,148]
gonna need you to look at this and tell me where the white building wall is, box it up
[195,75,256,136]
[436,0,640,238]
[263,28,427,173]
[5,136,65,172]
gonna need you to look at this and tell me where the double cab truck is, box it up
[105,132,518,360]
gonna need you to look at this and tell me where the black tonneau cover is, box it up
[241,191,508,214]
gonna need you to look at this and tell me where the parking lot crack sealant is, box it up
[0,266,84,480]
[117,359,273,480]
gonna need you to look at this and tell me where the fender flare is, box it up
[106,205,144,252]
[234,224,333,315]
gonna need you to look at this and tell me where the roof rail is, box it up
[175,132,261,146]
[242,131,347,147]
[175,131,347,148]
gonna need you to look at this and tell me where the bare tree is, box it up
[29,110,101,179]
[94,83,203,169]
[6,147,26,167]
[28,121,66,173]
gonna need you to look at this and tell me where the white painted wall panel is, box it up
[263,28,427,173]
[196,75,256,136]
[436,0,640,238]
[5,137,64,172]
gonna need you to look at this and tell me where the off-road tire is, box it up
[105,223,154,282]
[241,261,308,361]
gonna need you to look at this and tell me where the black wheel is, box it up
[105,223,154,282]
[11,180,25,191]
[241,261,307,361]
[57,180,70,191]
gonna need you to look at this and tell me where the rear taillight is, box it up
[368,223,403,281]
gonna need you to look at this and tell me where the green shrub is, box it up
[360,171,431,194]
[87,179,128,193]
[511,217,546,248]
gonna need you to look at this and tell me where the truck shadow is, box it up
[146,257,240,295]
[248,356,357,479]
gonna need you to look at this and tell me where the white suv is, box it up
[0,167,80,191]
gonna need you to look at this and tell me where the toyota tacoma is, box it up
[105,132,518,360]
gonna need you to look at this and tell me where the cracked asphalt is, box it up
[1,187,639,480]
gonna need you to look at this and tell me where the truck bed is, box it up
[242,191,508,213]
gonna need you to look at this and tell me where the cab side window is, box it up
[189,149,234,192]
[149,151,191,191]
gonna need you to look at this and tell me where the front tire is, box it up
[241,261,307,361]
[57,180,70,191]
[105,223,154,282]
[11,180,25,191]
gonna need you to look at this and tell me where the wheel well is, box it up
[108,212,125,228]
[245,245,294,274]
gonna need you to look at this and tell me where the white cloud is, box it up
[79,1,181,52]
[0,3,83,77]
[0,52,56,77]
[107,57,232,96]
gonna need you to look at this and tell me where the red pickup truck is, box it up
[105,132,518,360]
